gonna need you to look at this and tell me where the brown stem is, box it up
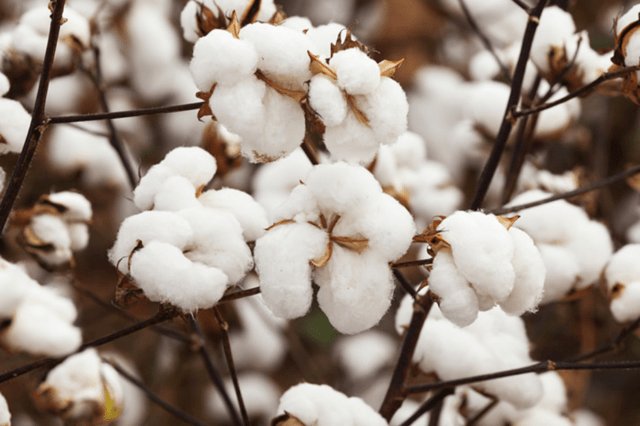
[0,0,67,235]
[47,102,205,124]
[399,388,454,426]
[218,286,261,303]
[468,0,548,210]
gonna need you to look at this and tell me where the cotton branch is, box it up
[468,0,548,210]
[105,359,209,426]
[0,0,67,235]
[399,388,454,426]
[47,101,205,124]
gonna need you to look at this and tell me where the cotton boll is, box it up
[537,244,580,303]
[198,188,269,241]
[0,260,39,317]
[0,392,8,426]
[440,211,516,302]
[205,373,280,423]
[330,48,381,95]
[0,98,30,154]
[617,5,640,35]
[500,227,545,315]
[308,75,348,127]
[30,214,72,251]
[356,77,409,146]
[334,330,397,381]
[529,7,576,73]
[152,175,200,212]
[255,223,329,319]
[610,283,640,322]
[567,220,613,289]
[190,29,258,90]
[323,112,379,164]
[605,244,640,284]
[159,146,217,188]
[315,249,394,334]
[67,223,89,251]
[429,248,479,326]
[130,241,228,312]
[47,192,92,221]
[465,81,510,137]
[109,211,194,274]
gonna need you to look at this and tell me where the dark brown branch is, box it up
[0,307,177,385]
[400,388,454,426]
[189,316,244,426]
[47,102,205,124]
[510,0,531,12]
[392,258,433,269]
[513,65,640,119]
[379,293,434,421]
[458,0,511,81]
[567,316,640,362]
[105,359,209,426]
[213,307,250,426]
[490,163,640,215]
[218,286,261,303]
[466,396,498,426]
[0,0,67,234]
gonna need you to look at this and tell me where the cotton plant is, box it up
[396,297,544,410]
[272,383,388,426]
[603,244,640,323]
[180,0,280,43]
[109,147,266,312]
[0,72,30,154]
[372,131,463,229]
[507,190,613,303]
[0,257,82,357]
[12,191,92,269]
[33,349,124,426]
[255,162,415,334]
[418,210,545,327]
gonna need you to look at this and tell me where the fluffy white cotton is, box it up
[0,98,31,154]
[277,383,387,426]
[330,48,381,95]
[0,73,8,97]
[47,192,92,221]
[0,392,8,426]
[529,7,577,73]
[335,330,398,381]
[605,244,640,322]
[0,259,39,317]
[198,188,269,241]
[129,241,228,312]
[308,75,348,127]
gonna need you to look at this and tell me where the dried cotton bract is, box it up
[604,244,640,323]
[272,383,387,426]
[423,211,545,327]
[110,147,265,312]
[255,162,415,334]
[34,349,123,426]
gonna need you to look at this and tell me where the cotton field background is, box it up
[2,0,640,425]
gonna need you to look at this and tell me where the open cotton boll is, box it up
[330,48,381,95]
[156,146,217,188]
[152,175,200,212]
[0,98,30,154]
[429,248,480,327]
[334,330,397,381]
[440,211,516,301]
[276,383,387,426]
[537,244,580,303]
[210,76,267,139]
[198,188,269,241]
[529,6,576,73]
[3,290,82,357]
[190,29,258,90]
[30,214,72,250]
[315,249,394,334]
[0,260,39,317]
[256,223,329,319]
[130,241,228,312]
[611,284,640,322]
[308,75,348,127]
[47,192,92,221]
[0,392,8,426]
[109,211,194,274]
[0,73,8,96]
[568,220,613,289]
[206,373,280,424]
[356,77,409,145]
[536,88,580,137]
[178,207,252,284]
[323,112,380,164]
[465,80,510,137]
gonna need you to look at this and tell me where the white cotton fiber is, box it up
[605,244,640,284]
[152,175,200,212]
[30,214,71,250]
[129,241,228,312]
[322,113,379,164]
[0,392,9,426]
[529,6,576,72]
[0,72,9,97]
[308,75,348,127]
[0,98,31,154]
[440,211,516,301]
[0,260,39,317]
[158,146,217,188]
[255,223,329,319]
[330,48,381,95]
[566,220,613,289]
[356,77,409,145]
[47,192,92,221]
[67,223,90,251]
[109,211,194,273]
[334,330,397,380]
[429,248,480,327]
[190,29,258,90]
[210,77,267,143]
[199,188,269,241]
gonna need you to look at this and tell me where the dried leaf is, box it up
[241,0,261,26]
[226,11,241,38]
[382,184,411,210]
[496,215,519,230]
[196,3,226,37]
[310,242,333,268]
[269,7,287,25]
[201,121,242,178]
[308,51,337,80]
[114,273,144,307]
[379,58,405,78]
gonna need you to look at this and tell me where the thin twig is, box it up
[0,307,177,385]
[466,396,498,426]
[399,388,454,426]
[567,316,640,362]
[469,0,548,210]
[379,293,434,421]
[213,307,250,426]
[218,286,261,303]
[105,359,209,426]
[513,65,640,119]
[427,395,446,426]
[0,0,67,235]
[89,43,137,188]
[490,163,640,215]
[458,0,511,81]
[510,0,531,12]
[188,316,244,426]
[47,102,205,124]
[392,258,433,269]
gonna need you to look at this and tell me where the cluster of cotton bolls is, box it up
[0,72,30,155]
[0,257,81,357]
[422,211,545,326]
[33,348,146,426]
[396,295,543,410]
[109,146,267,312]
[255,162,415,334]
[273,383,387,426]
[188,9,408,164]
[507,190,613,303]
[15,191,92,268]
